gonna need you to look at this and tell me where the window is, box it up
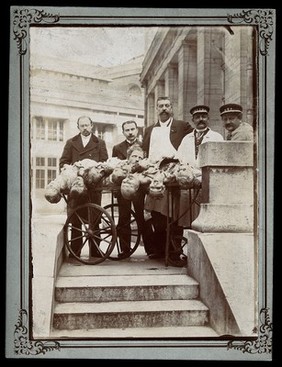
[47,158,57,183]
[33,116,64,141]
[48,120,58,141]
[92,123,107,140]
[35,169,45,189]
[33,157,59,189]
[36,117,45,140]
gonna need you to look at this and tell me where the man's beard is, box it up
[82,131,91,136]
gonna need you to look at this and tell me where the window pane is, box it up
[35,117,45,140]
[48,120,57,141]
[36,157,45,166]
[59,121,64,141]
[35,169,45,189]
[48,158,57,167]
[47,169,57,183]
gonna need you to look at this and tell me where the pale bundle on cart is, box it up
[44,157,202,265]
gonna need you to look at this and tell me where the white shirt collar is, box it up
[126,138,137,145]
[158,117,172,127]
[81,134,91,147]
[195,127,209,133]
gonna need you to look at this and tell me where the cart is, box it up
[63,173,201,267]
[63,185,141,265]
[164,182,202,266]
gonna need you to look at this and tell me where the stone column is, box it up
[178,42,189,121]
[154,80,165,122]
[147,92,155,127]
[164,64,178,118]
[192,141,254,232]
[178,41,196,121]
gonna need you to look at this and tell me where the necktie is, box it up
[194,129,209,158]
[226,132,232,140]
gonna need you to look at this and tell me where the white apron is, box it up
[148,126,176,162]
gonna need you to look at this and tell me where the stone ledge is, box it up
[198,141,254,167]
[185,230,257,336]
[192,204,254,232]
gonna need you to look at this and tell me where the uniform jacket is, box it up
[229,122,253,141]
[112,140,142,160]
[59,133,108,169]
[142,119,193,157]
[177,128,224,167]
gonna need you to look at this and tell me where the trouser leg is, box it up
[70,209,83,257]
[116,193,131,252]
[151,210,184,257]
[150,211,167,256]
[132,191,155,255]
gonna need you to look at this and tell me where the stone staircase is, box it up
[50,248,218,338]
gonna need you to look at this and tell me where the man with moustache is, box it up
[142,96,193,161]
[112,121,154,258]
[176,105,224,229]
[177,105,224,167]
[219,103,253,141]
[142,96,193,267]
[59,115,108,261]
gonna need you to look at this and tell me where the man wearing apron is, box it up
[142,96,193,267]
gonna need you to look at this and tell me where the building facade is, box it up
[31,26,256,214]
[30,55,144,214]
[140,26,256,135]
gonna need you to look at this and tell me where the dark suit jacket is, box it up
[142,119,193,157]
[59,133,108,169]
[112,140,142,160]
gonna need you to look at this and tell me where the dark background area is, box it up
[3,1,279,364]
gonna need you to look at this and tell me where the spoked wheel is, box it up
[64,203,117,265]
[103,203,141,260]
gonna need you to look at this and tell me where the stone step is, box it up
[53,299,209,330]
[55,274,199,302]
[50,325,218,338]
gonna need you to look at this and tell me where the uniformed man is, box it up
[177,105,224,167]
[219,103,253,141]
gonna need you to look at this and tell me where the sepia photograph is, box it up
[6,7,274,360]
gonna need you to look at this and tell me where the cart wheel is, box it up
[64,203,117,265]
[103,203,141,260]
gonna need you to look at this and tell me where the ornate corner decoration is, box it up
[227,308,272,354]
[227,9,274,56]
[14,309,60,355]
[13,8,60,55]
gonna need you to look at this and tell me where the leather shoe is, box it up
[148,253,164,260]
[168,255,187,268]
[67,256,82,265]
[118,251,131,259]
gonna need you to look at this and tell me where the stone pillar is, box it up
[245,27,255,126]
[178,41,197,121]
[164,64,178,118]
[178,42,190,121]
[147,92,155,127]
[143,84,148,128]
[154,80,165,122]
[192,141,254,232]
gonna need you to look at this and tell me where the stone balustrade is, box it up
[192,141,255,233]
[186,141,257,336]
